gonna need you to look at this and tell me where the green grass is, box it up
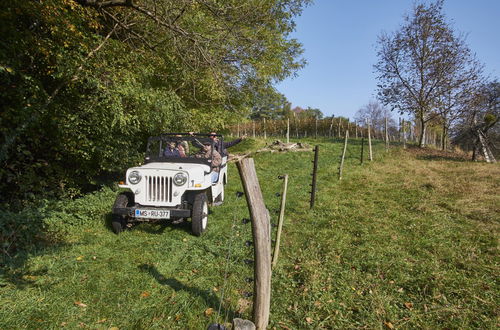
[1,138,498,329]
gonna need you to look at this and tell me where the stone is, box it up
[233,318,256,330]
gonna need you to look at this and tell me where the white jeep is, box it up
[112,133,227,236]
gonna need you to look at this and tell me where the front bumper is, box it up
[113,205,191,219]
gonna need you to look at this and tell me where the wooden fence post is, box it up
[272,174,288,268]
[315,117,318,139]
[385,116,389,152]
[237,159,271,330]
[310,146,319,209]
[263,118,267,140]
[402,119,406,149]
[286,118,290,143]
[339,130,349,180]
[360,137,364,164]
[253,121,256,138]
[367,119,373,161]
[329,116,334,137]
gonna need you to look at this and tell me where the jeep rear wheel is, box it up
[191,192,208,236]
[112,192,134,234]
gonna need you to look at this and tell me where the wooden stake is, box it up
[360,137,365,164]
[339,130,349,180]
[315,117,318,139]
[402,119,406,149]
[310,146,319,209]
[272,174,288,268]
[286,118,290,144]
[237,159,271,330]
[263,118,267,140]
[385,116,389,152]
[253,121,256,138]
[367,119,373,161]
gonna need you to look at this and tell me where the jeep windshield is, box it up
[144,133,223,165]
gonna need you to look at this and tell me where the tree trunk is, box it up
[418,114,426,147]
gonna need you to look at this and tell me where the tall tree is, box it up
[0,0,310,202]
[374,0,482,147]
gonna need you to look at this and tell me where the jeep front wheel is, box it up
[112,192,134,234]
[191,192,208,236]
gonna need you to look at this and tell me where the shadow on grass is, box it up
[0,208,67,288]
[416,154,469,162]
[138,264,238,319]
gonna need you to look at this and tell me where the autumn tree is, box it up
[0,0,310,202]
[374,0,482,147]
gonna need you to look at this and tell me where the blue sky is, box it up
[275,0,500,118]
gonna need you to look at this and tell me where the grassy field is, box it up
[1,138,499,329]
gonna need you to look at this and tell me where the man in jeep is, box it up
[190,132,246,156]
[195,142,222,183]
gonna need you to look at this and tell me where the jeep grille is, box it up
[145,175,173,203]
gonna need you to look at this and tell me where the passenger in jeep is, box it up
[164,141,181,157]
[189,132,246,156]
[195,143,222,183]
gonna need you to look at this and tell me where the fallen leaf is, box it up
[384,321,394,329]
[397,287,404,293]
[140,291,150,298]
[109,327,119,330]
[182,238,187,242]
[314,301,322,307]
[96,319,107,324]
[61,322,68,327]
[191,269,199,274]
[76,256,84,261]
[237,298,251,313]
[305,317,313,324]
[278,321,291,330]
[294,265,300,270]
[74,301,87,308]
[212,287,219,292]
[175,314,181,321]
[204,308,213,316]
[404,302,413,310]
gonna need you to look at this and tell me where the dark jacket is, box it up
[164,147,181,157]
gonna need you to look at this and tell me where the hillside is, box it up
[0,139,498,329]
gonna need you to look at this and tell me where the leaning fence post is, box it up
[310,146,319,209]
[272,174,288,269]
[339,130,349,180]
[263,118,267,140]
[237,158,271,330]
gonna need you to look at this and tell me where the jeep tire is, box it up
[112,192,134,234]
[191,192,208,236]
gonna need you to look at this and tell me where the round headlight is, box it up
[173,172,187,186]
[128,171,142,185]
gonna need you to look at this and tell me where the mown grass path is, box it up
[1,139,498,329]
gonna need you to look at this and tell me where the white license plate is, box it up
[134,209,170,219]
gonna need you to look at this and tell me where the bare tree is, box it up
[374,0,482,147]
[355,100,396,137]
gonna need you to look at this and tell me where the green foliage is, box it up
[0,0,310,203]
